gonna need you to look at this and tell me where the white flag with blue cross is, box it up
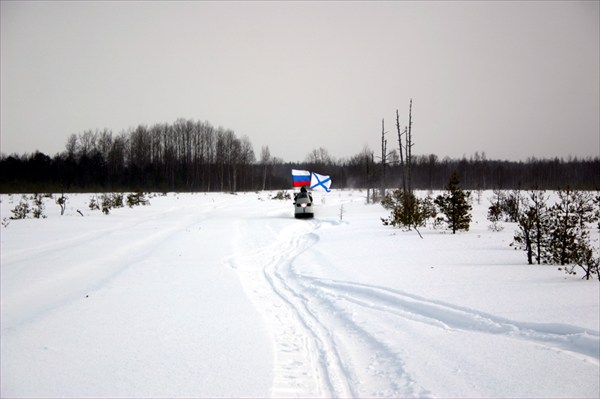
[310,172,331,192]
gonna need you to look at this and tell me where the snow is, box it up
[1,190,598,398]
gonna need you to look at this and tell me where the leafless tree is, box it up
[260,145,271,191]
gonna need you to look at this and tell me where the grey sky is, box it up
[1,1,598,162]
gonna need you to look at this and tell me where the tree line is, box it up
[1,118,598,193]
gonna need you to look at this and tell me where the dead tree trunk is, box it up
[406,99,414,194]
[380,119,387,199]
[396,109,407,194]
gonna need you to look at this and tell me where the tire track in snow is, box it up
[262,221,356,398]
[227,220,348,397]
[301,277,600,364]
[228,214,599,397]
[227,219,430,398]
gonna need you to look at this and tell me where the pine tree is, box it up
[10,196,30,220]
[529,190,550,265]
[545,188,593,266]
[513,206,536,264]
[127,189,149,207]
[487,189,504,231]
[381,190,436,230]
[434,172,472,234]
[32,194,46,219]
[512,190,549,265]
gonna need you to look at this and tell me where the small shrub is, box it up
[127,191,149,207]
[89,196,100,211]
[381,190,436,229]
[272,190,291,200]
[56,194,67,216]
[10,197,30,220]
[112,193,124,208]
[100,193,124,214]
[32,194,46,219]
[488,222,504,232]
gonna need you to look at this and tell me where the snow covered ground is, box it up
[1,190,599,398]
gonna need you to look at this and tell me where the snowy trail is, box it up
[228,217,431,397]
[227,197,599,398]
[263,221,357,398]
[227,219,338,397]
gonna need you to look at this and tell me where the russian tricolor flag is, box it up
[291,169,311,187]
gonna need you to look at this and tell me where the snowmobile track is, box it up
[228,218,432,398]
[302,277,600,363]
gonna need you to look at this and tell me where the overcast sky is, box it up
[1,1,598,162]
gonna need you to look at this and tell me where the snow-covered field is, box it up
[1,190,599,398]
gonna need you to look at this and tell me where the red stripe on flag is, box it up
[293,181,310,187]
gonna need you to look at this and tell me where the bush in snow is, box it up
[511,187,600,280]
[127,190,149,207]
[542,188,599,280]
[10,196,31,220]
[559,244,599,281]
[545,188,594,266]
[56,193,67,216]
[487,190,504,231]
[32,193,46,219]
[89,195,100,211]
[113,193,124,207]
[272,190,291,200]
[434,172,472,234]
[488,189,522,224]
[500,189,521,223]
[381,190,436,230]
[100,193,124,214]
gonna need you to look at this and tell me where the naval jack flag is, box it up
[310,172,331,192]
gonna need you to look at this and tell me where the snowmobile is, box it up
[293,187,314,219]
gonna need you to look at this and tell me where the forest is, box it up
[1,118,598,193]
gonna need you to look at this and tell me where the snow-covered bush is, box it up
[32,194,46,219]
[100,193,124,214]
[56,193,67,216]
[487,191,503,231]
[10,196,30,220]
[271,190,291,200]
[89,196,100,211]
[127,190,149,207]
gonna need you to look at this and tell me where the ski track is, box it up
[228,215,599,398]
